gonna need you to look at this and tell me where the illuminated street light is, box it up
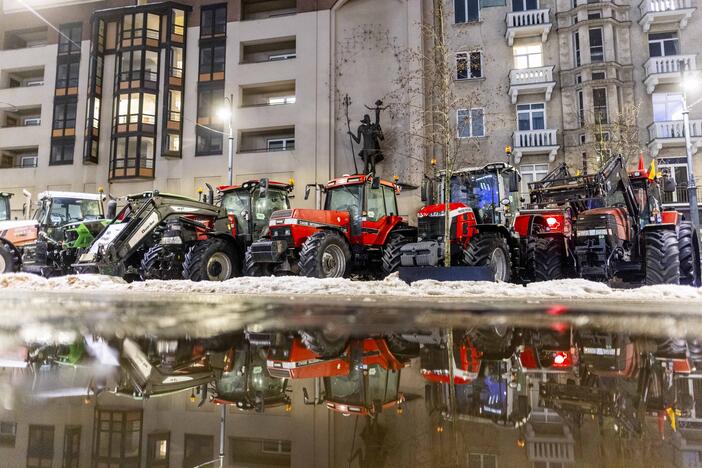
[679,62,700,229]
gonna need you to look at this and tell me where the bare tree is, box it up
[583,104,644,172]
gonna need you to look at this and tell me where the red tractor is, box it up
[245,174,415,278]
[400,163,521,282]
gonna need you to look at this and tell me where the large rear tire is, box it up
[466,327,514,359]
[533,237,564,282]
[140,244,183,280]
[463,232,512,282]
[645,230,680,285]
[299,330,348,358]
[678,221,701,286]
[0,243,20,274]
[298,231,351,278]
[381,234,409,277]
[243,247,273,277]
[182,238,241,282]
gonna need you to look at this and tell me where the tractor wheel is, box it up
[688,339,702,362]
[299,330,348,358]
[298,231,350,278]
[655,337,688,358]
[243,247,273,277]
[381,234,409,277]
[140,244,183,280]
[182,238,241,282]
[385,334,420,361]
[0,243,20,274]
[678,221,701,286]
[645,230,680,285]
[466,326,514,360]
[463,232,512,282]
[533,237,564,282]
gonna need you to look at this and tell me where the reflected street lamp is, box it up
[217,94,235,187]
[680,63,700,229]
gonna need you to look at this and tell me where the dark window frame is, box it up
[56,61,80,89]
[62,425,81,468]
[200,4,227,38]
[50,139,75,166]
[53,99,77,130]
[58,22,82,55]
[27,425,54,468]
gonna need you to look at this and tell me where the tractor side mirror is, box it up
[371,177,381,190]
[421,178,433,203]
[205,183,214,206]
[500,198,511,206]
[508,172,520,193]
[259,178,269,198]
[304,185,312,200]
[663,177,677,193]
[106,200,118,219]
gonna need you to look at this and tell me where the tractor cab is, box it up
[31,192,104,239]
[418,331,481,385]
[217,180,293,243]
[323,362,403,417]
[0,192,12,221]
[211,344,290,412]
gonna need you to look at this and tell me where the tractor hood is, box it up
[269,208,351,229]
[0,219,39,246]
[417,202,473,219]
[576,207,630,241]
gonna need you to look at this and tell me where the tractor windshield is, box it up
[0,196,9,221]
[42,198,102,226]
[326,366,365,405]
[252,189,290,236]
[325,184,363,212]
[221,190,249,215]
[450,173,499,223]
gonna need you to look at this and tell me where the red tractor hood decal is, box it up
[417,202,473,218]
[270,208,351,228]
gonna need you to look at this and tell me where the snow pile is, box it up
[1,272,701,302]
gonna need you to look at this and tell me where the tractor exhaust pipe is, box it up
[206,184,214,205]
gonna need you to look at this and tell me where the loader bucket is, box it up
[397,266,494,283]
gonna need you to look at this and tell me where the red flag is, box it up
[638,154,645,172]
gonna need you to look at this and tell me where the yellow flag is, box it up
[648,159,656,181]
[667,407,677,432]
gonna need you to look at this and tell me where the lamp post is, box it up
[217,94,235,187]
[680,64,700,228]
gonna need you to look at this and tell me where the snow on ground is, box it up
[1,272,701,303]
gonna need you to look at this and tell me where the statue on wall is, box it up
[347,99,388,175]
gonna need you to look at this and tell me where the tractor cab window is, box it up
[250,363,286,398]
[221,190,251,236]
[0,198,8,221]
[252,189,290,235]
[324,184,363,213]
[365,185,386,222]
[46,198,101,226]
[215,351,248,399]
[326,366,364,405]
[367,365,400,404]
[451,173,499,223]
[382,186,398,216]
[606,187,627,209]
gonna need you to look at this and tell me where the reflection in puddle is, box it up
[1,318,701,467]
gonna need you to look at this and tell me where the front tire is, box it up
[645,230,680,285]
[182,238,241,282]
[0,243,20,274]
[140,244,184,280]
[463,232,512,282]
[298,231,351,278]
[381,234,409,277]
[533,237,564,282]
[243,247,273,277]
[678,221,701,286]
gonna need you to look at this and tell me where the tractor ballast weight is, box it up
[246,174,415,278]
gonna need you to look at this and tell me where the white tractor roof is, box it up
[37,191,102,201]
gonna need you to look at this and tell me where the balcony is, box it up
[648,120,702,157]
[242,0,296,21]
[643,55,698,93]
[508,66,556,104]
[512,129,559,163]
[662,185,702,206]
[639,0,696,32]
[1,27,48,50]
[240,38,296,64]
[505,9,552,46]
[0,147,38,169]
[238,126,295,154]
[0,106,41,128]
[241,81,295,107]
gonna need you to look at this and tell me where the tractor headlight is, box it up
[160,236,183,245]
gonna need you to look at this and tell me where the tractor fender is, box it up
[642,223,677,232]
[208,234,243,255]
[660,211,681,225]
[474,224,514,244]
[514,213,552,238]
[375,220,417,245]
[0,237,22,263]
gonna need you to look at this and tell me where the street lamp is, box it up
[679,63,700,228]
[217,94,235,187]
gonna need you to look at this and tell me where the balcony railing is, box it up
[639,0,695,31]
[648,120,702,140]
[510,66,554,86]
[662,185,702,205]
[645,55,696,75]
[505,9,551,45]
[513,129,558,148]
[640,0,693,14]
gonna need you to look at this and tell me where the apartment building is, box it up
[0,0,424,218]
[444,0,702,218]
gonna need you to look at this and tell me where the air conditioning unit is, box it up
[23,118,41,126]
[268,53,296,61]
[25,80,44,87]
[20,155,37,168]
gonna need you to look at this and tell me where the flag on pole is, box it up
[638,154,645,172]
[648,159,656,181]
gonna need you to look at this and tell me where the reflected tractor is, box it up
[399,163,521,282]
[246,174,415,278]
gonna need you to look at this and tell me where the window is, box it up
[166,134,181,153]
[121,13,144,45]
[199,43,226,80]
[456,51,482,79]
[592,70,606,80]
[268,95,296,105]
[50,140,74,165]
[142,94,156,125]
[196,127,223,155]
[231,438,292,466]
[172,9,185,36]
[592,88,608,124]
[366,184,386,221]
[63,426,81,468]
[146,13,160,41]
[184,434,213,468]
[575,74,582,84]
[196,85,224,126]
[455,0,479,23]
[589,28,604,62]
[119,50,141,82]
[144,50,158,83]
[53,100,77,130]
[56,62,80,89]
[92,409,142,465]
[513,43,543,69]
[457,108,485,138]
[27,425,54,468]
[267,138,295,151]
[383,185,398,215]
[170,46,184,78]
[573,32,581,67]
[0,422,16,447]
[577,90,584,127]
[648,32,679,57]
[468,453,497,468]
[58,23,82,55]
[147,432,170,467]
[512,0,537,11]
[595,131,611,160]
[168,90,182,122]
[653,92,683,121]
[201,4,227,37]
[587,11,601,19]
[116,92,156,126]
[517,103,545,131]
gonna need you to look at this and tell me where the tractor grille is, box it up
[270,210,292,219]
[418,216,456,241]
[267,367,292,379]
